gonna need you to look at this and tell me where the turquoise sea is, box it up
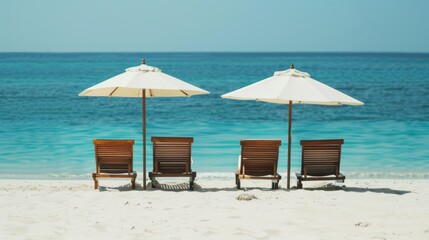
[0,52,428,179]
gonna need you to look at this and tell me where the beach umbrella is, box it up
[79,59,209,189]
[221,64,363,189]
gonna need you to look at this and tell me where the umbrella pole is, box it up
[142,89,147,190]
[287,100,292,189]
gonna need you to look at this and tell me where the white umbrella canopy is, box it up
[79,60,209,189]
[221,64,363,189]
[79,63,208,97]
[222,67,363,105]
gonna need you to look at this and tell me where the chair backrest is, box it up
[93,139,134,174]
[239,140,281,176]
[152,137,193,174]
[300,139,344,176]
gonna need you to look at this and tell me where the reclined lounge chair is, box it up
[296,139,345,189]
[92,139,137,189]
[236,140,282,189]
[149,137,196,190]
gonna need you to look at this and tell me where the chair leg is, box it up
[297,180,303,189]
[150,177,155,189]
[272,182,279,190]
[92,174,98,190]
[190,175,196,191]
[272,182,275,190]
[131,178,136,190]
[235,173,242,189]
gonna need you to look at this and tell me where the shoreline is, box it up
[1,170,428,181]
[0,178,427,191]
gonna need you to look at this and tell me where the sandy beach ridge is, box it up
[1,178,428,239]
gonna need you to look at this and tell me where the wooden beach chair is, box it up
[92,139,137,190]
[149,137,196,190]
[296,139,345,189]
[235,140,282,189]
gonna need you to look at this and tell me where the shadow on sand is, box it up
[98,182,147,192]
[97,182,411,195]
[342,186,411,195]
[149,179,288,192]
[149,180,192,191]
[147,180,239,192]
[291,183,411,195]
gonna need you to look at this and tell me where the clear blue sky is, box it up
[1,0,428,52]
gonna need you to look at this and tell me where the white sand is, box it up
[0,178,428,240]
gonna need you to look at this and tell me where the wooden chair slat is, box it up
[296,139,345,189]
[236,140,282,190]
[92,139,137,190]
[149,137,196,190]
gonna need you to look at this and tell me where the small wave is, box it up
[0,173,92,180]
[345,171,429,179]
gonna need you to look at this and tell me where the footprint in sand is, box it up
[355,222,370,227]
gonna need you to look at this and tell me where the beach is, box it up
[1,53,428,240]
[2,0,429,239]
[0,53,428,239]
[1,177,428,239]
